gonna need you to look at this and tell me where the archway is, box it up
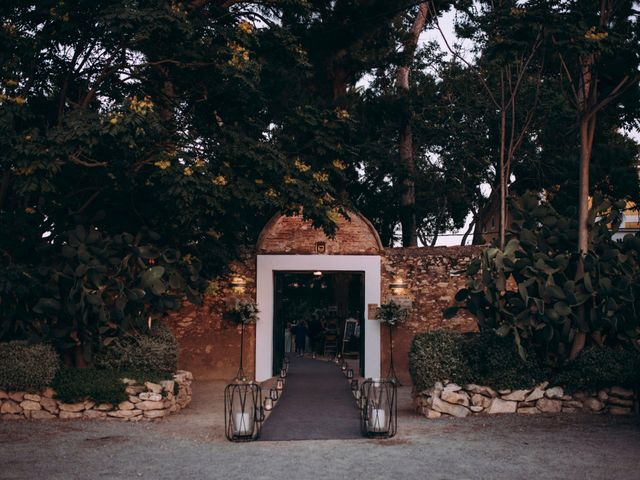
[255,211,383,382]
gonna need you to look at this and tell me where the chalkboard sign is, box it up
[342,318,359,354]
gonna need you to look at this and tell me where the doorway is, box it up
[272,271,365,376]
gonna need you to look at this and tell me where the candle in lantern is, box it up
[264,397,273,411]
[276,379,284,391]
[347,369,354,379]
[368,408,388,433]
[270,388,279,401]
[233,412,254,436]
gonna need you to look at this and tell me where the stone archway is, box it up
[255,211,383,381]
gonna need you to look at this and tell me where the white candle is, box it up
[369,408,388,433]
[233,412,254,436]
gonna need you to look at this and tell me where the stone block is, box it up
[8,392,24,402]
[143,409,169,419]
[502,390,530,402]
[487,399,517,414]
[609,387,633,399]
[107,409,142,419]
[1,400,22,415]
[139,392,162,402]
[0,390,7,400]
[58,402,85,413]
[537,398,562,413]
[517,407,539,415]
[471,394,492,408]
[41,388,56,398]
[545,387,564,399]
[144,382,163,394]
[160,380,175,393]
[30,410,55,420]
[23,393,41,402]
[40,397,58,414]
[583,398,604,412]
[83,410,107,419]
[125,385,146,395]
[59,411,83,419]
[136,400,165,411]
[117,401,135,411]
[431,396,470,417]
[19,400,41,411]
[441,390,469,406]
[94,403,113,411]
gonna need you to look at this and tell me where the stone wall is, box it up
[0,371,193,421]
[165,253,256,381]
[380,246,480,384]
[414,380,638,418]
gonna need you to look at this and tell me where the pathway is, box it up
[260,356,360,441]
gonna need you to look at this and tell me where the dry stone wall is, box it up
[414,380,638,418]
[0,370,192,421]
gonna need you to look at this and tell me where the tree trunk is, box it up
[396,3,429,247]
[498,104,507,250]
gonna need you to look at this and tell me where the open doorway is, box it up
[272,271,365,376]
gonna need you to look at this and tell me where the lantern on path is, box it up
[347,369,354,379]
[360,378,397,438]
[224,381,262,442]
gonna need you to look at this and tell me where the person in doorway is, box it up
[294,321,308,357]
[284,322,292,354]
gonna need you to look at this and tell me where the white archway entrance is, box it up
[255,254,381,382]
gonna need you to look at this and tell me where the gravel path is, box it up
[1,380,639,480]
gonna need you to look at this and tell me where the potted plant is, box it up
[228,299,259,381]
[376,301,409,383]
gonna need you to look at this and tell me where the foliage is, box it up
[409,330,473,392]
[93,322,178,373]
[52,368,171,405]
[554,346,640,393]
[375,301,409,327]
[449,192,640,364]
[0,341,59,392]
[227,299,259,325]
[0,225,201,362]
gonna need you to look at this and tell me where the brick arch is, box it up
[256,210,383,255]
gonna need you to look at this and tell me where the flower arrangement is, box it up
[375,301,408,327]
[228,300,259,325]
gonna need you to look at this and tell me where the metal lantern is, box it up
[283,356,290,368]
[270,388,279,401]
[224,380,262,442]
[280,368,287,378]
[276,378,284,391]
[360,378,397,438]
[347,368,354,379]
[341,362,347,372]
[351,379,359,391]
[264,397,273,411]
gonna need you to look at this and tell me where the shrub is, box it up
[554,346,640,392]
[52,368,172,405]
[93,322,178,372]
[0,341,59,391]
[409,331,473,392]
[466,332,548,390]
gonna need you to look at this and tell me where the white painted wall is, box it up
[256,255,381,382]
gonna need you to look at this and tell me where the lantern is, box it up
[224,380,262,442]
[351,379,359,391]
[264,397,273,411]
[341,362,347,372]
[359,378,397,438]
[347,368,354,379]
[270,388,279,401]
[276,378,284,391]
[280,368,287,378]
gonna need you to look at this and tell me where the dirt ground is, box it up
[1,380,639,480]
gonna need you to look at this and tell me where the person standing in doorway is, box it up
[295,321,308,357]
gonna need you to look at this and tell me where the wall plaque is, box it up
[386,295,413,309]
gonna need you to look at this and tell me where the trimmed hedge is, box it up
[93,322,178,372]
[52,368,172,405]
[409,330,640,392]
[0,341,60,391]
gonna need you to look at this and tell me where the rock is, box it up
[58,402,85,412]
[441,390,470,406]
[117,401,135,411]
[597,390,609,402]
[431,396,470,417]
[563,400,583,409]
[84,400,95,410]
[144,382,163,394]
[83,409,107,419]
[1,400,22,414]
[107,409,142,419]
[471,394,492,408]
[135,400,165,411]
[609,406,632,415]
[562,407,578,413]
[608,397,634,408]
[517,401,536,408]
[0,390,7,399]
[536,381,549,390]
[41,387,56,398]
[40,397,58,414]
[497,389,512,395]
[121,378,138,386]
[143,409,168,419]
[517,407,539,415]
[95,403,113,411]
[2,414,24,420]
[443,383,462,394]
[128,396,141,404]
[609,387,634,400]
[59,411,83,419]
[175,370,193,381]
[433,381,444,391]
[545,387,564,399]
[537,398,562,413]
[23,393,41,402]
[139,392,163,402]
[19,400,41,411]
[572,391,588,401]
[487,399,517,414]
[502,390,530,402]
[465,384,497,398]
[124,385,146,395]
[470,406,484,413]
[583,398,604,412]
[424,408,442,419]
[30,410,55,420]
[8,392,24,402]
[160,380,175,393]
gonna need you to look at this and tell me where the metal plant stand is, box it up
[386,324,401,385]
[359,378,397,438]
[224,321,263,442]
